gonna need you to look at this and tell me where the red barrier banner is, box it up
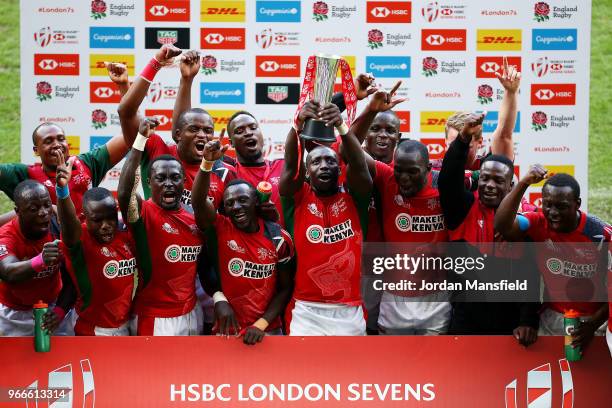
[1,336,610,407]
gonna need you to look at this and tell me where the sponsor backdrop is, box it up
[2,337,611,406]
[21,0,590,205]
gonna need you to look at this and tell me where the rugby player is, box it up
[280,101,372,335]
[117,117,203,336]
[192,140,295,344]
[495,169,610,351]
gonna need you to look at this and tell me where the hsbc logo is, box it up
[255,56,300,77]
[39,59,58,70]
[531,84,576,105]
[34,54,79,75]
[372,7,389,17]
[421,29,466,51]
[201,28,245,49]
[367,2,411,23]
[476,56,521,78]
[420,138,446,159]
[150,5,168,16]
[145,109,173,131]
[95,87,113,98]
[146,0,190,21]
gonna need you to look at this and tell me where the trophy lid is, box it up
[314,53,342,60]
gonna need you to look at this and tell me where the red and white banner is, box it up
[1,337,610,407]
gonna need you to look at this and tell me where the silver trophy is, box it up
[301,53,341,142]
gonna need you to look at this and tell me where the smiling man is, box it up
[0,63,133,217]
[117,117,203,336]
[438,112,540,342]
[192,140,295,344]
[50,151,137,336]
[495,170,610,351]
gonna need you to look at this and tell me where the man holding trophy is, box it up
[279,55,372,335]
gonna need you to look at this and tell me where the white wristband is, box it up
[213,291,228,304]
[336,122,349,136]
[133,134,148,151]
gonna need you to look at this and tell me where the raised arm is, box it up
[438,112,485,230]
[279,102,319,197]
[495,164,548,240]
[171,50,200,141]
[103,63,132,166]
[117,44,181,149]
[118,118,157,223]
[320,103,372,196]
[491,57,521,160]
[350,82,404,145]
[54,151,81,247]
[192,131,228,231]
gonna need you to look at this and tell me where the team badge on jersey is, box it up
[101,247,117,257]
[162,222,179,234]
[307,203,323,218]
[227,240,246,253]
[257,247,276,262]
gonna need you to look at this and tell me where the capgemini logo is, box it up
[505,359,573,408]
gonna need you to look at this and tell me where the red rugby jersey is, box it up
[234,159,284,224]
[130,199,203,318]
[208,215,294,330]
[374,161,448,296]
[522,211,611,316]
[282,183,370,305]
[0,218,61,310]
[63,225,136,333]
[142,133,232,208]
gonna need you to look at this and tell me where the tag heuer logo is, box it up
[267,86,288,102]
[157,30,178,45]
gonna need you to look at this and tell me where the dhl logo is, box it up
[67,136,80,156]
[533,165,575,187]
[200,1,245,22]
[90,54,135,76]
[338,56,356,78]
[477,29,522,51]
[208,109,235,132]
[420,111,455,133]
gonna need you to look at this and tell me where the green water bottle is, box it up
[256,181,272,203]
[33,300,50,352]
[564,309,581,361]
